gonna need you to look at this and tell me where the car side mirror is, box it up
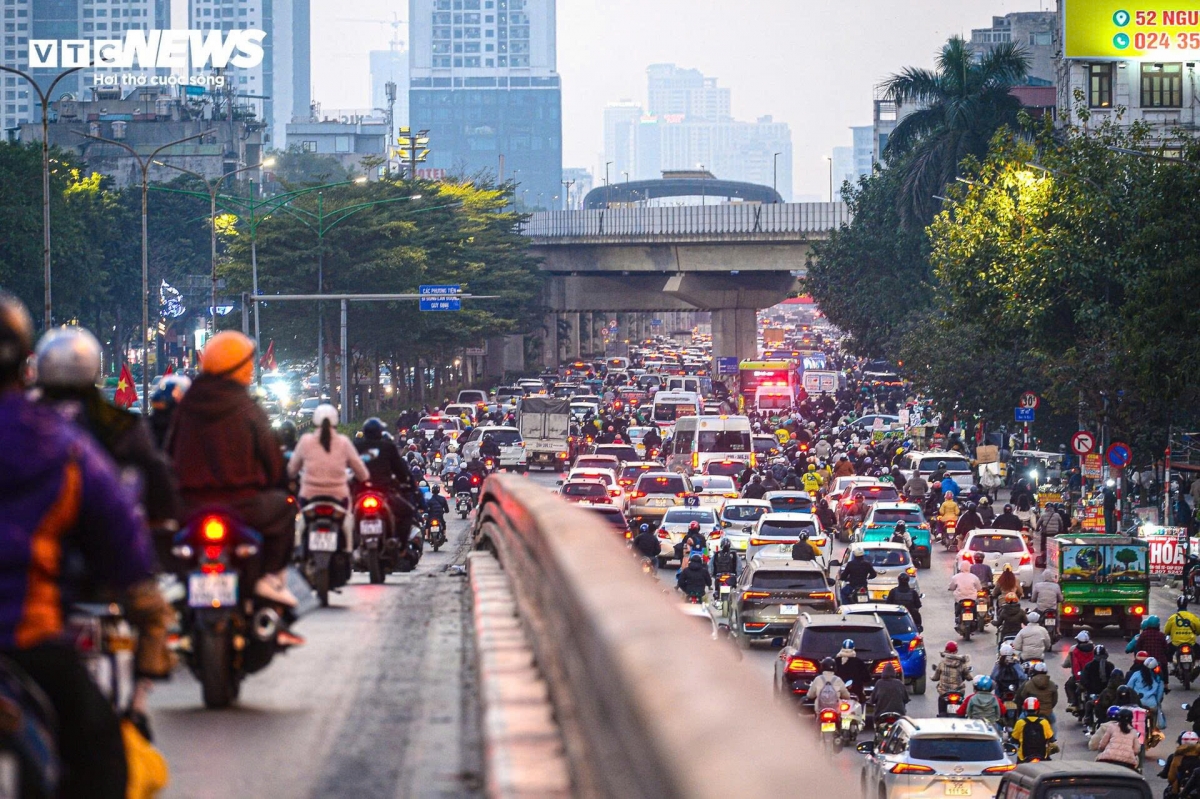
[1003,743,1018,755]
[856,741,875,755]
[555,479,564,486]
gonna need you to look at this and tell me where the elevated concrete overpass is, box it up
[519,202,849,368]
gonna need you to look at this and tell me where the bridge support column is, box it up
[711,308,757,374]
[564,313,580,360]
[543,313,559,369]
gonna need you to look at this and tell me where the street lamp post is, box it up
[605,161,613,208]
[773,152,781,203]
[561,179,574,210]
[77,129,213,413]
[0,64,84,330]
[826,156,833,203]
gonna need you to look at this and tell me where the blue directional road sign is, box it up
[716,357,739,376]
[1014,407,1035,422]
[419,297,461,312]
[651,318,663,327]
[419,284,460,296]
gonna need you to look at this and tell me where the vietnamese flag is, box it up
[114,362,138,408]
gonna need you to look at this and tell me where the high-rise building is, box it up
[646,63,730,121]
[4,0,170,137]
[603,100,640,183]
[969,12,1057,86]
[408,0,562,207]
[831,146,855,201]
[186,0,311,149]
[370,47,410,130]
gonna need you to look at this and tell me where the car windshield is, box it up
[662,509,715,525]
[637,475,688,495]
[597,447,638,462]
[705,462,744,476]
[576,458,618,471]
[851,487,900,502]
[484,430,523,445]
[300,398,320,410]
[573,472,613,486]
[620,465,654,482]
[724,505,768,522]
[872,509,924,525]
[459,392,486,404]
[860,549,911,567]
[919,457,972,474]
[908,737,1003,762]
[798,627,892,659]
[697,430,751,453]
[418,419,460,431]
[692,476,735,492]
[971,535,1024,554]
[563,483,606,497]
[752,571,828,590]
[757,393,793,410]
[758,519,818,537]
[859,611,916,637]
[753,437,779,454]
[769,496,813,512]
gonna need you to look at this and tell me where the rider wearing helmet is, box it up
[1030,569,1062,614]
[993,503,1024,532]
[889,519,912,547]
[996,591,1028,640]
[1127,615,1171,679]
[933,641,972,716]
[873,662,909,722]
[962,675,1002,728]
[632,522,661,560]
[835,639,872,703]
[676,553,711,600]
[806,657,851,711]
[1062,631,1096,712]
[354,416,422,535]
[886,572,923,630]
[148,373,192,447]
[34,326,182,536]
[277,419,299,455]
[1165,596,1200,681]
[1017,661,1060,724]
[168,331,301,607]
[800,463,822,494]
[0,292,174,797]
[426,484,451,519]
[1165,730,1200,794]
[839,545,878,604]
[677,520,707,561]
[711,537,739,582]
[791,531,822,561]
[1011,697,1055,762]
[969,550,994,588]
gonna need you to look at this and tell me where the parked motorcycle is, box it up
[172,512,286,708]
[300,498,352,607]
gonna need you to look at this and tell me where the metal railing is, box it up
[522,202,850,242]
[472,475,838,798]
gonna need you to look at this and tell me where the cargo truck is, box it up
[518,396,572,470]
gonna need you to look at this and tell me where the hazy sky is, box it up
[311,0,1050,198]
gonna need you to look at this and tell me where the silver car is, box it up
[656,505,720,562]
[858,717,1014,799]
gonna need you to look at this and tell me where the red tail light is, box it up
[1132,605,1145,615]
[786,657,818,675]
[1063,605,1079,616]
[960,599,975,609]
[891,763,935,774]
[609,489,620,497]
[819,709,838,722]
[908,636,923,652]
[201,516,227,542]
[470,475,481,486]
[874,658,903,676]
[742,591,770,600]
[984,764,1016,774]
[1183,645,1192,655]
[1020,553,1031,565]
[360,496,381,511]
[945,691,963,703]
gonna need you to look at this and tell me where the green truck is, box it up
[1046,535,1150,638]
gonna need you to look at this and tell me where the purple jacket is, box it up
[0,392,154,649]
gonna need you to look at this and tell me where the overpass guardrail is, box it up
[522,202,849,243]
[471,474,839,798]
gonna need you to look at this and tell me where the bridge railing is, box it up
[522,201,849,240]
[472,474,839,798]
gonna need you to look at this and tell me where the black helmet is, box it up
[820,657,836,672]
[431,485,441,495]
[1094,644,1108,659]
[0,291,33,385]
[362,417,387,438]
[1116,685,1136,705]
[1004,504,1014,513]
[967,502,977,511]
[1179,595,1191,611]
[689,554,703,564]
[938,461,946,468]
[973,551,984,564]
[277,419,299,449]
[720,538,731,551]
[894,520,906,530]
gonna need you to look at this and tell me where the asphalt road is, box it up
[148,503,483,799]
[524,469,1184,788]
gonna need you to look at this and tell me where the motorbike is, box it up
[1175,644,1199,691]
[955,598,977,641]
[975,588,992,630]
[998,687,1021,730]
[353,487,420,582]
[939,519,959,551]
[874,711,903,749]
[821,695,865,752]
[429,452,444,476]
[1077,692,1101,736]
[172,512,285,708]
[939,689,965,717]
[715,572,736,615]
[425,513,448,552]
[68,601,136,716]
[300,498,353,607]
[455,473,483,519]
[1039,608,1058,642]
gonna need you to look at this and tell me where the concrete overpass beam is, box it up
[711,308,758,372]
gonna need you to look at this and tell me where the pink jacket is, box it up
[1090,723,1140,767]
[288,431,369,501]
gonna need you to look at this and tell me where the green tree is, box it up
[881,36,1030,226]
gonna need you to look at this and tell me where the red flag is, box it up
[114,363,138,408]
[163,363,174,376]
[260,340,276,372]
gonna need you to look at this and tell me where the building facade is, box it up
[370,47,410,129]
[408,0,562,207]
[969,11,1057,86]
[603,100,639,183]
[830,146,855,201]
[851,124,874,176]
[286,117,389,176]
[646,63,730,120]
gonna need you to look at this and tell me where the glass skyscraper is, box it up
[408,0,561,208]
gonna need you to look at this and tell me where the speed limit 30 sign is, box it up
[1071,431,1096,456]
[1019,391,1040,409]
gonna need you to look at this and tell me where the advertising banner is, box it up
[1142,529,1196,576]
[1064,0,1200,59]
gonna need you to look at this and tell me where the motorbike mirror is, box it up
[1184,703,1192,710]
[1003,743,1018,755]
[828,559,841,570]
[555,479,564,486]
[855,741,875,755]
[1158,759,1168,767]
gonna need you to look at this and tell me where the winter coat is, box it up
[676,562,711,595]
[1090,723,1141,767]
[1127,628,1171,667]
[934,653,972,693]
[963,692,1003,725]
[1081,657,1116,696]
[1126,667,1164,710]
[1013,624,1053,662]
[289,430,370,501]
[1065,642,1096,678]
[872,676,908,718]
[1016,673,1059,713]
[996,603,1028,637]
[1030,574,1062,612]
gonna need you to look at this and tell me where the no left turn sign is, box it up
[1071,431,1096,456]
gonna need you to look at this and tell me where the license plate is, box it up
[471,488,479,495]
[780,604,799,615]
[777,543,794,553]
[870,590,888,600]
[650,498,671,506]
[188,573,238,608]
[961,612,974,621]
[1094,607,1112,617]
[720,586,731,595]
[1183,655,1194,664]
[978,605,988,614]
[841,717,853,730]
[361,519,383,535]
[309,531,338,552]
[945,781,972,796]
[820,722,836,733]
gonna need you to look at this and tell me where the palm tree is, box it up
[880,36,1030,226]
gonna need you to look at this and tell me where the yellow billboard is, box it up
[1064,0,1200,58]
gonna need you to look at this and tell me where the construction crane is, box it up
[339,13,407,50]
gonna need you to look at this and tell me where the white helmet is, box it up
[1027,611,1041,624]
[447,442,459,453]
[35,326,102,387]
[850,545,864,558]
[312,403,339,428]
[999,643,1015,658]
[1075,630,1090,643]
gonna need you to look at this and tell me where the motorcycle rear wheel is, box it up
[367,550,384,584]
[197,628,237,709]
[315,567,330,607]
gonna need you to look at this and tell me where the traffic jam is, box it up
[512,303,1190,797]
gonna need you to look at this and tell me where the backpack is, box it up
[714,551,736,573]
[1021,717,1048,760]
[817,678,840,709]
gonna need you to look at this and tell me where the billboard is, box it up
[1064,0,1200,59]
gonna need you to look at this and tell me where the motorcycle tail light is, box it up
[961,600,975,609]
[819,709,838,723]
[946,692,963,703]
[204,545,223,561]
[201,516,228,542]
[1184,646,1192,654]
[360,496,381,511]
[838,702,851,713]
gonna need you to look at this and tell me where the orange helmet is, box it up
[1004,592,1019,604]
[200,331,255,386]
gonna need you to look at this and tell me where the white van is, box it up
[665,415,754,475]
[650,391,701,432]
[802,370,846,396]
[666,376,702,395]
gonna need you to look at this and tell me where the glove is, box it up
[125,579,177,680]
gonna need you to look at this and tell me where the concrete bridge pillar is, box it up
[711,308,757,374]
[565,313,581,360]
[543,313,559,369]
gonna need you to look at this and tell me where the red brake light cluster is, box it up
[908,636,923,652]
[873,658,903,676]
[786,657,818,675]
[360,496,380,511]
[819,709,838,723]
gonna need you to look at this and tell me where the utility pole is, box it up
[397,127,430,180]
[384,81,397,178]
[561,179,574,210]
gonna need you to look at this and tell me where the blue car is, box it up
[843,603,927,695]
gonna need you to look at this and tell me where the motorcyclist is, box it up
[1017,661,1060,723]
[978,496,995,526]
[290,404,371,508]
[996,592,1028,641]
[479,433,502,463]
[936,491,959,538]
[886,572,923,630]
[632,523,661,561]
[148,372,192,448]
[1011,698,1055,763]
[33,326,182,539]
[711,537,738,582]
[791,531,822,561]
[993,503,1023,532]
[806,657,851,711]
[933,641,972,716]
[278,419,299,457]
[355,416,421,536]
[839,545,878,604]
[957,502,983,541]
[834,640,871,703]
[994,563,1024,601]
[426,484,451,519]
[960,675,1003,730]
[889,519,912,547]
[1165,731,1200,795]
[1126,616,1172,679]
[741,473,767,500]
[948,559,983,603]
[1029,569,1062,615]
[1165,595,1200,677]
[0,292,174,798]
[903,472,929,504]
[801,463,822,494]
[1080,645,1116,699]
[969,551,994,588]
[992,643,1028,695]
[168,331,299,608]
[928,460,949,484]
[676,553,711,600]
[873,663,909,722]
[1012,612,1053,663]
[677,521,707,561]
[442,441,462,474]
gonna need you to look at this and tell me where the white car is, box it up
[717,499,773,552]
[414,415,465,441]
[567,468,624,509]
[655,505,721,562]
[689,475,739,507]
[746,512,825,562]
[858,717,1014,799]
[960,530,1035,589]
[461,426,527,470]
[824,475,879,514]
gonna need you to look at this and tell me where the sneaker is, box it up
[255,572,298,607]
[277,630,306,647]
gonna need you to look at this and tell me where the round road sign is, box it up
[1019,392,1040,409]
[1071,431,1096,456]
[1106,441,1132,468]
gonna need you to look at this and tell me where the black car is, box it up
[773,612,901,704]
